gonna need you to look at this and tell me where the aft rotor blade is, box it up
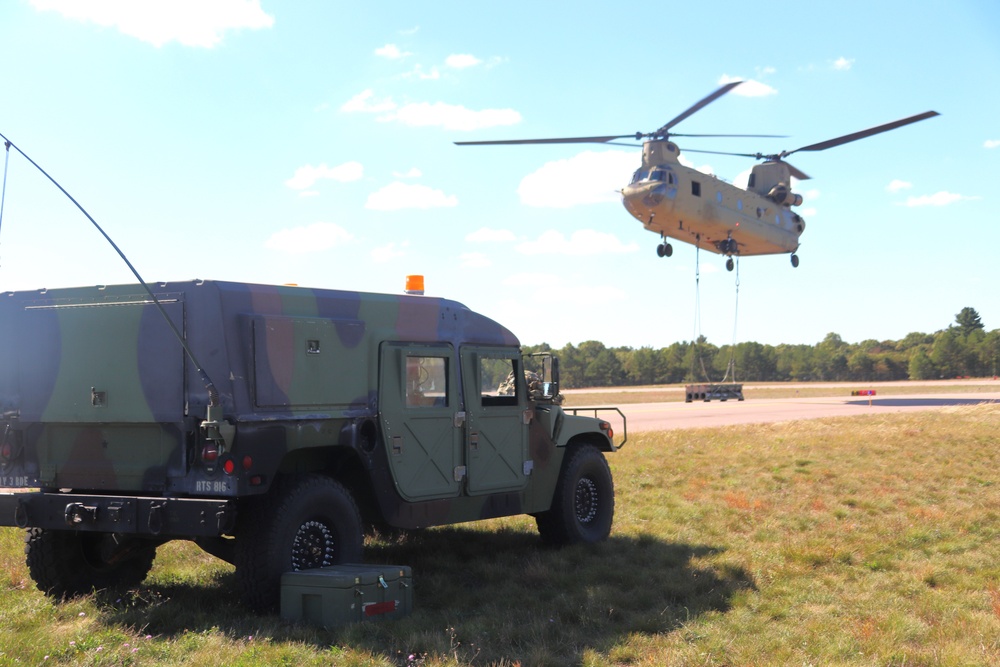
[654,80,743,136]
[787,110,940,155]
[455,134,636,146]
[784,162,811,181]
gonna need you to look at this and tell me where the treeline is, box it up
[525,307,1000,388]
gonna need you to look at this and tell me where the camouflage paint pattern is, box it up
[0,280,614,537]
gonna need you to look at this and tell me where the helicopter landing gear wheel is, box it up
[791,254,799,268]
[656,242,673,258]
[726,258,734,272]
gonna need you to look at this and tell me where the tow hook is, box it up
[14,498,28,528]
[64,502,98,526]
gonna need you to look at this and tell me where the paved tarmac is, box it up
[581,389,1000,437]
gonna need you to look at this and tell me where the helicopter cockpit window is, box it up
[630,169,650,185]
[651,170,666,182]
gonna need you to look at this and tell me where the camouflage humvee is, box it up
[0,280,623,610]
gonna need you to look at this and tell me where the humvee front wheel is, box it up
[535,444,614,546]
[24,528,157,599]
[235,474,363,612]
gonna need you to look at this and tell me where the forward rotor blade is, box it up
[454,134,636,146]
[786,110,940,155]
[680,148,760,158]
[670,133,788,139]
[654,80,743,136]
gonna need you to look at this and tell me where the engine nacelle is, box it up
[767,183,803,207]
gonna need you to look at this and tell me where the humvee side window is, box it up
[405,356,448,408]
[480,356,518,407]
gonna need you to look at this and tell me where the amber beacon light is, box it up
[404,275,425,295]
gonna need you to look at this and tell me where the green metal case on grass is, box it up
[280,563,413,628]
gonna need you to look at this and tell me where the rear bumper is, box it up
[0,492,235,537]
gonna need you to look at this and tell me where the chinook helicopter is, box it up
[456,81,938,271]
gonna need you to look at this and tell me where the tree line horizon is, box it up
[525,307,999,388]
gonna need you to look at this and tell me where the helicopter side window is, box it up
[691,181,701,197]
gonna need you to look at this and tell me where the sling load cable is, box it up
[0,140,10,266]
[718,256,740,384]
[692,240,715,383]
[0,130,220,411]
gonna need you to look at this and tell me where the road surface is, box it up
[571,390,1000,436]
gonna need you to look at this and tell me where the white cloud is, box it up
[393,167,422,179]
[285,162,364,190]
[466,227,517,243]
[401,65,440,80]
[518,150,635,208]
[342,91,521,131]
[985,139,1000,149]
[371,242,407,263]
[365,182,458,210]
[516,230,639,256]
[341,89,396,113]
[733,167,753,189]
[832,57,854,71]
[30,0,273,48]
[900,191,973,207]
[460,252,491,268]
[375,43,411,59]
[718,74,777,97]
[264,223,354,253]
[445,54,482,69]
[686,156,715,176]
[886,179,912,193]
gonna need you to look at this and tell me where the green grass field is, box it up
[2,404,999,665]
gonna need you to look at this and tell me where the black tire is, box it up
[535,444,614,546]
[24,528,156,599]
[235,474,363,612]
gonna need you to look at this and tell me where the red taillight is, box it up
[599,420,613,439]
[223,458,235,475]
[0,442,12,461]
[201,443,219,463]
[242,455,253,470]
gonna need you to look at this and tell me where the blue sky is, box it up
[0,1,997,349]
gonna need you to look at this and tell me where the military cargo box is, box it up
[280,563,412,627]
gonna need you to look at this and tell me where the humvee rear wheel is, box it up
[535,444,614,546]
[235,474,363,612]
[24,528,157,599]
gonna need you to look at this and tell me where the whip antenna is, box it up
[0,131,220,409]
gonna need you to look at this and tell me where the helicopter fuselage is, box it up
[621,140,805,258]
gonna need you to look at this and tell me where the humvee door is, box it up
[378,343,462,501]
[460,346,529,495]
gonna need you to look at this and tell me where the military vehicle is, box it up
[0,280,623,610]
